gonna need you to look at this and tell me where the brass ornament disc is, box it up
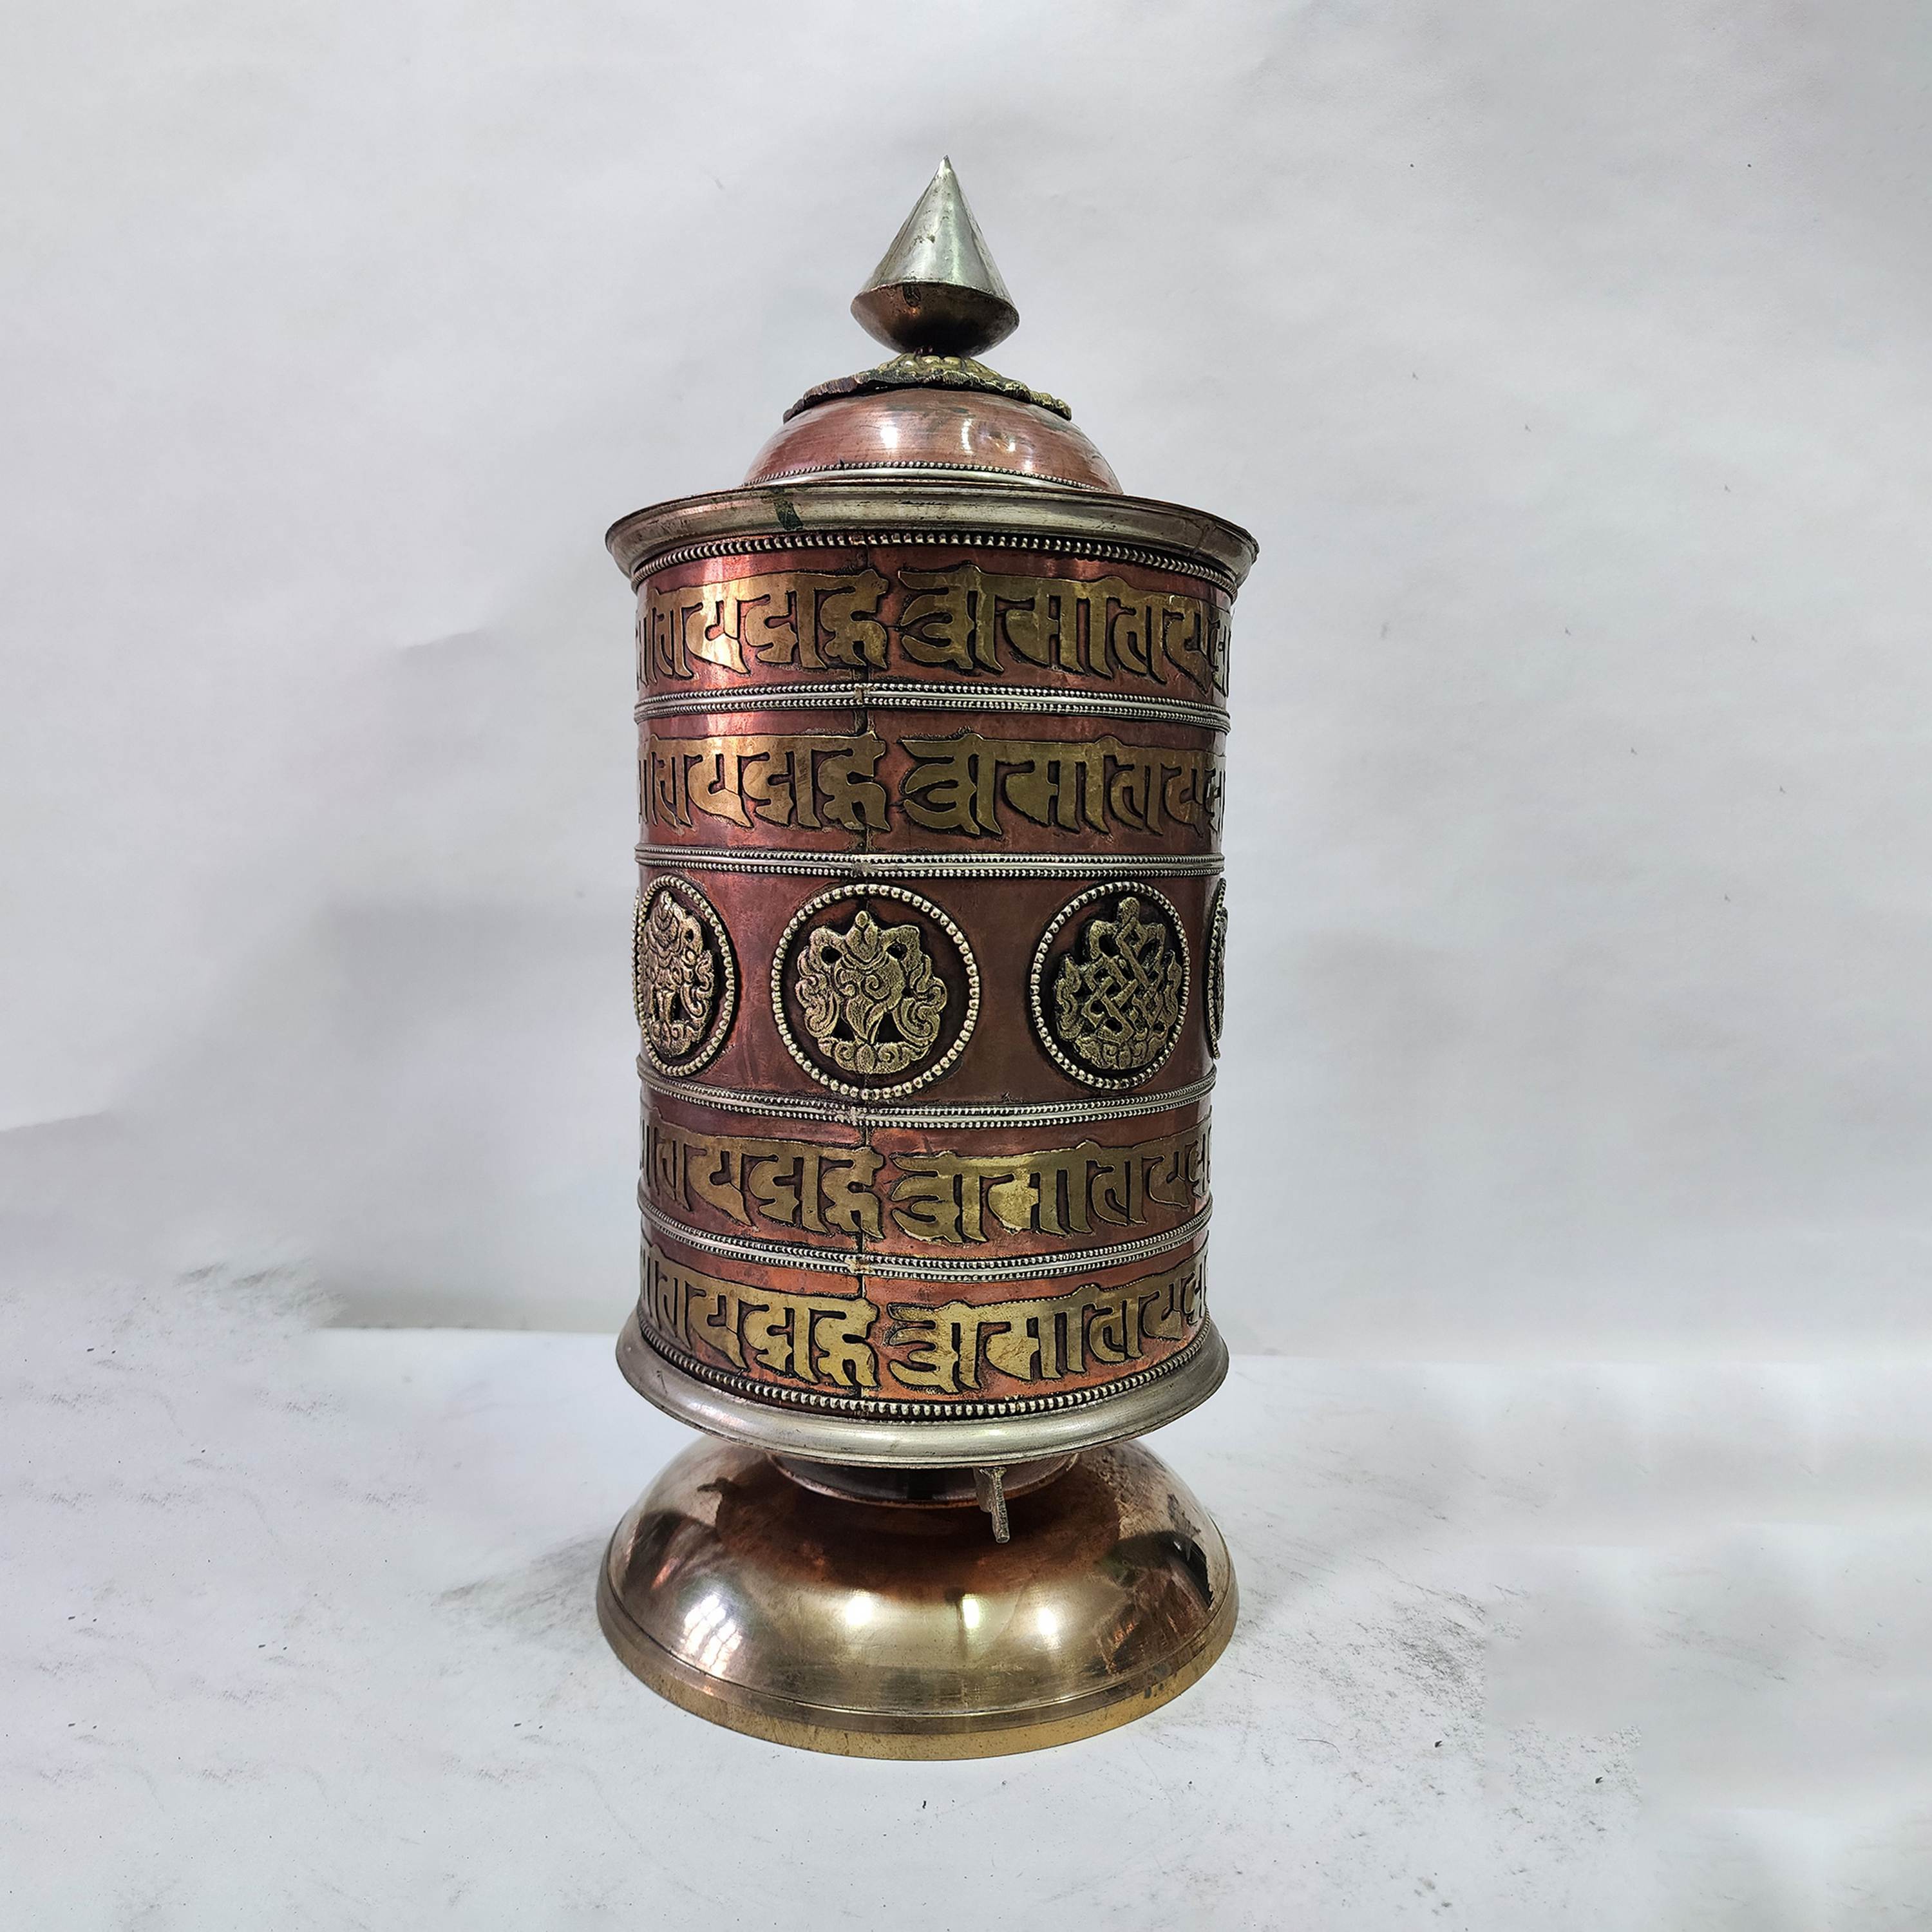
[770,883,980,1099]
[634,876,739,1078]
[1204,880,1228,1059]
[1029,884,1191,1090]
[597,1437,1237,1759]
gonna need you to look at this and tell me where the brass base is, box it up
[597,1437,1236,1759]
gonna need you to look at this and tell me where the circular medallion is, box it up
[770,884,980,1099]
[634,876,739,1078]
[1203,880,1228,1059]
[1030,884,1190,1090]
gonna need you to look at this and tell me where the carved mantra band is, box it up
[643,1113,1210,1248]
[639,561,1229,698]
[636,1235,1209,1410]
[641,727,1224,842]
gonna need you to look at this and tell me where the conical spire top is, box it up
[851,158,1019,359]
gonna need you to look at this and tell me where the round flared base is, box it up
[596,1437,1236,1759]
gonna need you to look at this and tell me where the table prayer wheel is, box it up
[596,160,1257,1756]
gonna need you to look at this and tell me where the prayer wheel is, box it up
[598,160,1257,1756]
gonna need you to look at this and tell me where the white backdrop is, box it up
[5,0,1929,1348]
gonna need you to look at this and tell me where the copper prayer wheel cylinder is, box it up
[597,160,1256,1756]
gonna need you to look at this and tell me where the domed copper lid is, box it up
[743,159,1121,494]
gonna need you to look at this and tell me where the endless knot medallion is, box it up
[795,910,947,1076]
[1030,884,1190,1090]
[770,885,981,1099]
[633,878,737,1078]
[1204,881,1228,1059]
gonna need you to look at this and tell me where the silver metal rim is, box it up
[615,1311,1230,1468]
[638,1061,1217,1128]
[634,681,1229,734]
[607,477,1258,591]
[638,1195,1213,1282]
[638,845,1225,882]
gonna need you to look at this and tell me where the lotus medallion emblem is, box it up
[794,908,947,1076]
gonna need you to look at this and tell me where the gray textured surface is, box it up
[8,1269,1929,1927]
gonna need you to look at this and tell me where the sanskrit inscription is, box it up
[642,1242,880,1391]
[643,728,889,833]
[898,732,1224,840]
[645,1123,884,1238]
[638,1237,1208,1400]
[885,1252,1207,1395]
[886,1123,1209,1244]
[642,568,889,679]
[644,563,1229,696]
[643,1118,1211,1247]
[643,726,1222,843]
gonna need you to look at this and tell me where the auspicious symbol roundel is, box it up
[772,885,980,1099]
[797,909,947,1076]
[1204,880,1228,1059]
[633,877,738,1078]
[1031,884,1190,1090]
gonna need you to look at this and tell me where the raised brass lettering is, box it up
[885,1253,1207,1395]
[641,1240,880,1390]
[645,564,1230,696]
[643,728,889,834]
[898,732,1224,840]
[646,1122,885,1239]
[645,1120,1209,1248]
[643,569,890,679]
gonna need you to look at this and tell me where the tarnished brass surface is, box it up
[597,1437,1235,1757]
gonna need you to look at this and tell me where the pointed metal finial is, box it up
[851,158,1019,358]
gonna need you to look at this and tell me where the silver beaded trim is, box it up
[768,883,981,1101]
[639,1198,1212,1282]
[634,680,1229,734]
[638,1064,1217,1128]
[638,846,1223,882]
[635,1321,1208,1421]
[630,529,1238,596]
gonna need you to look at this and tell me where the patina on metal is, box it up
[598,159,1256,1757]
